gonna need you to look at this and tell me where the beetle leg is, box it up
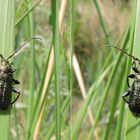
[11,88,20,104]
[132,67,140,74]
[127,77,130,87]
[12,69,16,73]
[7,69,16,74]
[12,79,20,84]
[127,74,136,87]
[0,54,4,59]
[132,60,140,74]
[132,60,136,66]
[122,91,130,104]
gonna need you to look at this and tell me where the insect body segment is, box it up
[128,80,140,117]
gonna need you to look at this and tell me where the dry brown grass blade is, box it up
[67,49,99,140]
[33,0,67,139]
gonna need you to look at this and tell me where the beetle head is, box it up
[0,54,11,72]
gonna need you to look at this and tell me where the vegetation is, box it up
[0,0,140,140]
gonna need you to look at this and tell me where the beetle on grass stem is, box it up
[104,45,140,117]
[0,37,42,111]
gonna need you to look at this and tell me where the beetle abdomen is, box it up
[129,80,140,117]
[0,73,13,110]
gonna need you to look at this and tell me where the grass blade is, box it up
[0,0,15,139]
[126,0,140,139]
[72,63,113,139]
[92,0,112,44]
[51,0,60,139]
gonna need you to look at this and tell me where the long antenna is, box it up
[103,45,140,63]
[7,37,42,60]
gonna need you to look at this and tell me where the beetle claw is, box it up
[12,79,20,84]
[122,91,130,104]
[11,88,20,104]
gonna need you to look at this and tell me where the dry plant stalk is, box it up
[33,0,67,139]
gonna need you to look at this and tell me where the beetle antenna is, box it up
[103,45,140,63]
[7,37,42,60]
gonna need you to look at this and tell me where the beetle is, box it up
[0,37,42,111]
[122,61,140,117]
[108,45,140,117]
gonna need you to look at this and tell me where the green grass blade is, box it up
[72,63,113,139]
[51,0,60,139]
[45,96,70,140]
[103,60,127,140]
[25,47,52,140]
[69,0,74,139]
[15,0,42,26]
[114,101,126,140]
[24,0,36,136]
[93,28,130,130]
[0,0,15,139]
[92,0,112,44]
[126,0,140,140]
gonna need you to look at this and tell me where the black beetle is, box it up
[0,54,20,110]
[108,46,140,117]
[0,37,41,111]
